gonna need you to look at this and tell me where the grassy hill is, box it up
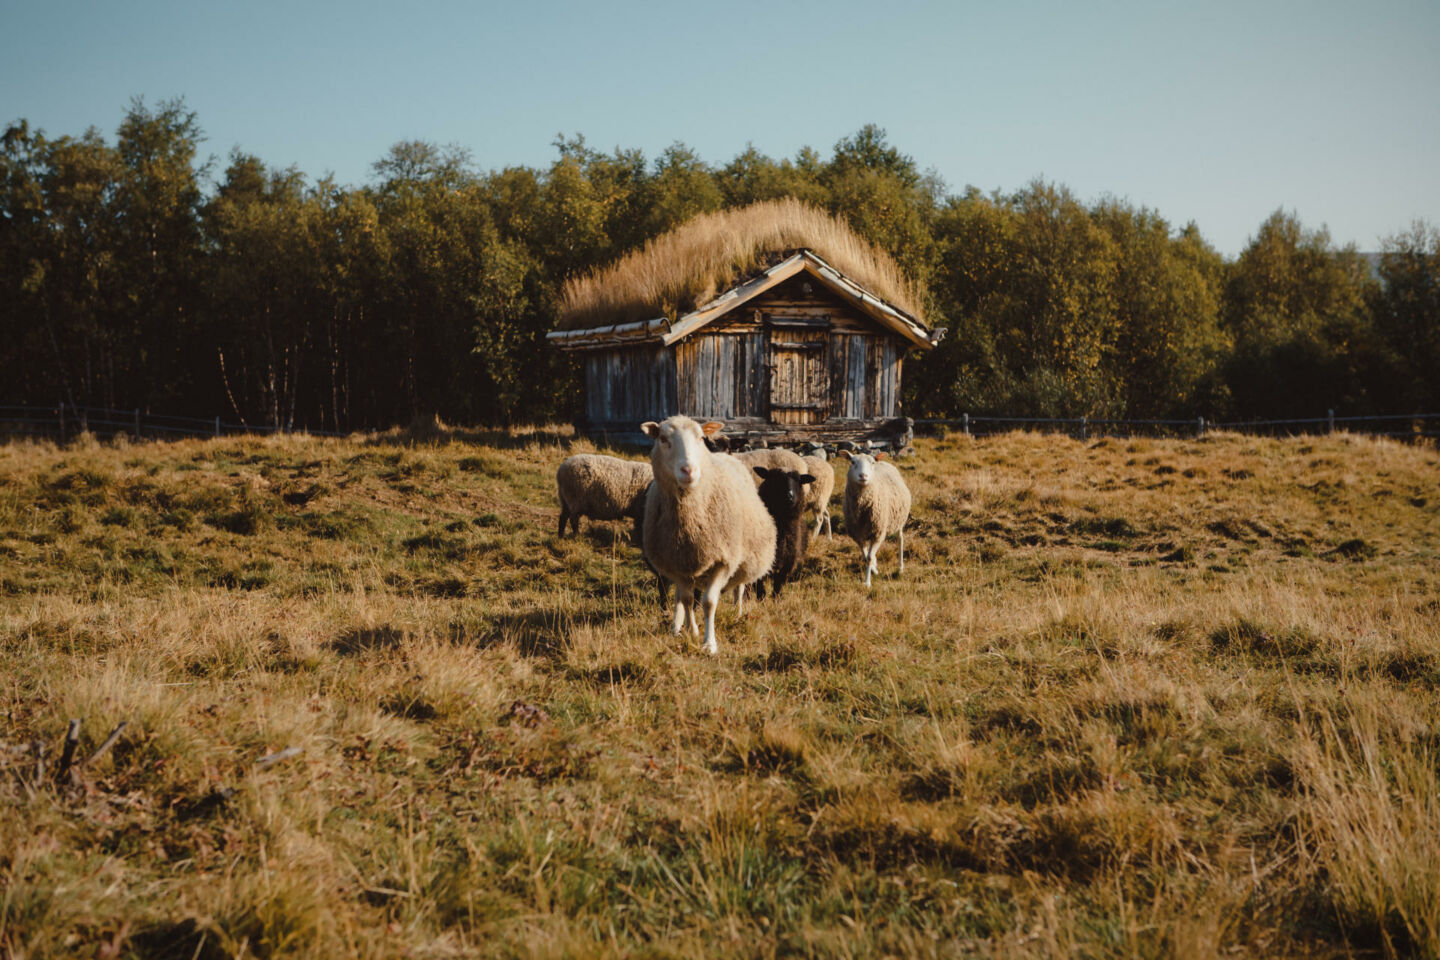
[1,427,1437,958]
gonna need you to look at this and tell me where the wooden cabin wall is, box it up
[577,273,911,437]
[751,276,903,421]
[583,346,676,425]
[675,333,767,420]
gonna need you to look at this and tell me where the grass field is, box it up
[1,426,1437,959]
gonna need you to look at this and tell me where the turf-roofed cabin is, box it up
[547,201,944,445]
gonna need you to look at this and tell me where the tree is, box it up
[1223,211,1378,416]
[1092,202,1228,417]
[1371,221,1440,410]
[110,97,208,410]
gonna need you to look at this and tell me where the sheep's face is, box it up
[846,453,877,487]
[642,416,723,496]
[755,467,818,515]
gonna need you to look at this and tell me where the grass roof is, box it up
[556,199,926,331]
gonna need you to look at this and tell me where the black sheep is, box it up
[752,466,816,599]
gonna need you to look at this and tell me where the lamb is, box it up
[800,453,835,539]
[642,416,777,655]
[735,447,832,539]
[840,450,912,588]
[555,454,651,537]
[752,466,816,599]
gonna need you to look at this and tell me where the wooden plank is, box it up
[750,332,767,418]
[676,341,695,414]
[848,335,867,419]
[720,337,736,418]
[698,338,713,416]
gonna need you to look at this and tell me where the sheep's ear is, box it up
[701,421,725,437]
[838,450,853,460]
[641,422,661,439]
[753,466,770,479]
[798,474,816,485]
[875,452,888,461]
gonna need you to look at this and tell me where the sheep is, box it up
[736,447,833,538]
[642,416,777,655]
[840,450,912,588]
[752,466,816,599]
[800,453,835,539]
[732,447,808,480]
[555,454,651,537]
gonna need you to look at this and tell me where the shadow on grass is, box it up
[328,626,406,656]
[450,603,633,660]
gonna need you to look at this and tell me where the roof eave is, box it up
[545,317,670,351]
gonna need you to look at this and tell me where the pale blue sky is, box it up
[2,0,1436,256]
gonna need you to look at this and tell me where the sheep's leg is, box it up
[898,529,905,574]
[824,510,832,540]
[735,583,746,617]
[557,508,569,537]
[813,513,824,539]
[699,573,727,656]
[861,544,874,588]
[669,579,689,635]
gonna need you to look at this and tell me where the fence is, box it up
[3,404,1438,445]
[914,411,1440,442]
[0,404,348,442]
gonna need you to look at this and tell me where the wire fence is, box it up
[2,404,1438,445]
[915,410,1440,442]
[0,404,349,442]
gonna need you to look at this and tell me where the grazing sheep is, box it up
[800,453,835,539]
[555,454,651,537]
[642,416,777,655]
[840,451,912,588]
[752,466,817,599]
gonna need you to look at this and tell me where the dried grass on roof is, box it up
[557,198,925,331]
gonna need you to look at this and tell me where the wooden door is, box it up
[768,326,828,425]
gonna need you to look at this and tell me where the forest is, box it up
[2,99,1437,431]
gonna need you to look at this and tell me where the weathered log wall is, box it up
[582,275,908,440]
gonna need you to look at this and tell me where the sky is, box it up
[2,0,1437,257]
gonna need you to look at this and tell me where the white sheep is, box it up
[555,454,652,537]
[642,416,777,655]
[800,453,835,539]
[840,450,912,588]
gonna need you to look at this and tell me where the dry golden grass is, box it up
[1,427,1437,958]
[557,198,926,330]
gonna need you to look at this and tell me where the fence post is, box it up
[1327,409,1335,435]
[214,416,220,438]
[962,412,970,436]
[133,408,141,440]
[1079,415,1088,441]
[1196,416,1205,438]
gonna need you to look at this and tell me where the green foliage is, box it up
[1372,221,1440,410]
[1223,211,1379,416]
[0,104,1433,426]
